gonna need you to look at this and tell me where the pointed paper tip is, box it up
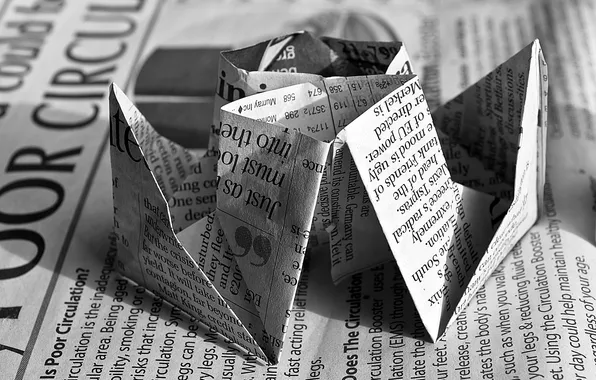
[110,82,121,95]
[530,39,542,55]
[109,83,127,105]
[532,38,541,48]
[108,82,116,101]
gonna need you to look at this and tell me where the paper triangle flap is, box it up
[109,84,270,363]
[432,40,539,188]
[433,39,548,339]
[339,75,459,340]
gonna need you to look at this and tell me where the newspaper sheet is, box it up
[2,0,596,379]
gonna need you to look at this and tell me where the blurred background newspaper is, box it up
[1,0,596,378]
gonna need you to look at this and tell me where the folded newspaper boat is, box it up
[109,32,547,364]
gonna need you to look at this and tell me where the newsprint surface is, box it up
[1,0,596,379]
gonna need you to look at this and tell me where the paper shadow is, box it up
[303,243,432,343]
[0,104,115,285]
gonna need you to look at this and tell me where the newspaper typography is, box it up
[6,1,596,379]
[109,32,547,363]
